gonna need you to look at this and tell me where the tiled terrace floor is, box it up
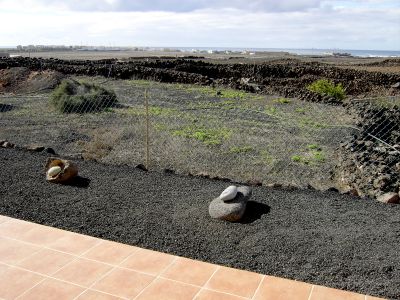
[0,215,385,300]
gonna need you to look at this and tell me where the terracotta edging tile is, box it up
[366,296,387,300]
[310,285,365,300]
[92,267,155,299]
[135,277,200,300]
[17,248,75,276]
[161,257,218,286]
[195,289,249,300]
[0,215,12,224]
[253,275,313,300]
[83,240,139,265]
[120,248,175,276]
[0,237,42,264]
[16,278,85,300]
[17,225,68,246]
[205,266,263,298]
[0,219,37,239]
[48,232,101,255]
[76,289,123,300]
[0,265,45,299]
[53,257,113,287]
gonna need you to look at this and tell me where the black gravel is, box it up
[1,148,400,299]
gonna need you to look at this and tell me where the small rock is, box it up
[163,168,175,174]
[27,145,45,152]
[209,186,252,222]
[391,82,400,89]
[219,186,238,201]
[377,192,399,204]
[266,183,282,189]
[44,148,56,155]
[135,164,148,171]
[246,179,262,186]
[1,141,15,148]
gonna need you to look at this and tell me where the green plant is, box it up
[291,155,304,163]
[274,97,291,104]
[51,79,118,113]
[307,79,345,100]
[312,150,326,162]
[295,108,306,113]
[300,117,327,129]
[265,106,278,115]
[229,146,254,154]
[307,144,320,150]
[173,125,231,146]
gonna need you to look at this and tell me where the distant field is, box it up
[0,76,357,189]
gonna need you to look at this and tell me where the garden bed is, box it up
[0,148,399,299]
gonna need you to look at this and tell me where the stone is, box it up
[391,82,400,89]
[45,157,78,183]
[1,141,14,148]
[209,186,252,222]
[219,185,238,201]
[377,192,399,204]
[45,147,56,155]
[27,145,45,152]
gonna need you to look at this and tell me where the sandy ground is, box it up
[1,148,399,299]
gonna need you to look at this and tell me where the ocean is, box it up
[177,47,400,58]
[1,46,399,58]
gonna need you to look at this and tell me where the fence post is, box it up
[145,89,150,169]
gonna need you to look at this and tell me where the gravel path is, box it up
[1,148,399,299]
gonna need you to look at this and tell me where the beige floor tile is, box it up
[17,225,68,246]
[0,215,12,224]
[83,240,138,265]
[310,285,365,300]
[0,237,41,264]
[120,248,175,276]
[253,276,312,300]
[205,266,263,298]
[0,219,36,239]
[195,289,248,300]
[48,232,100,255]
[0,266,44,299]
[366,296,387,300]
[17,248,75,276]
[92,267,154,299]
[53,257,112,287]
[136,278,200,300]
[162,257,217,286]
[17,278,85,300]
[76,289,123,300]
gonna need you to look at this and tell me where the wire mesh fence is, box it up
[0,77,399,196]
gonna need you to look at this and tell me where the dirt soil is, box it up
[1,148,399,299]
[0,67,64,94]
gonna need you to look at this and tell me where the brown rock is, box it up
[45,157,78,183]
[377,192,400,204]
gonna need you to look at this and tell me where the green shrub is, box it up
[307,79,345,100]
[173,125,231,146]
[51,79,117,113]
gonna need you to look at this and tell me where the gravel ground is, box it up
[1,148,399,299]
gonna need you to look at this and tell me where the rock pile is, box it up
[209,185,252,222]
[336,101,400,201]
[1,57,399,100]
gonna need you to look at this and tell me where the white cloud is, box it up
[0,0,398,50]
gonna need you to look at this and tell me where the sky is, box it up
[0,0,399,50]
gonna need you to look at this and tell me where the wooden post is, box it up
[145,89,150,169]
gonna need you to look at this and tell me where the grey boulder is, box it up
[209,186,252,222]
